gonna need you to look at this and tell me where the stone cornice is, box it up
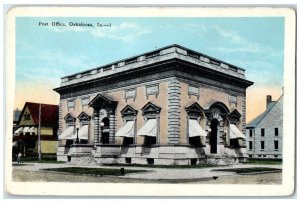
[54,58,253,96]
[58,44,247,88]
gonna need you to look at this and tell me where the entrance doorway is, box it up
[210,119,219,154]
[101,117,110,144]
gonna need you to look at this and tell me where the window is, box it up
[274,140,279,150]
[81,97,89,107]
[275,128,279,136]
[261,128,265,137]
[261,141,265,150]
[24,112,31,120]
[249,141,253,150]
[249,129,253,137]
[68,100,75,111]
[138,102,161,146]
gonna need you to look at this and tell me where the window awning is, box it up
[28,127,36,134]
[72,125,89,140]
[115,121,134,137]
[12,141,18,147]
[230,124,245,139]
[23,127,30,133]
[59,126,74,140]
[137,119,157,137]
[14,127,23,135]
[189,119,207,137]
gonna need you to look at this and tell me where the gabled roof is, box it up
[141,102,161,115]
[64,113,76,122]
[78,111,91,121]
[88,93,118,108]
[121,105,138,116]
[185,102,204,114]
[18,102,58,125]
[247,94,283,128]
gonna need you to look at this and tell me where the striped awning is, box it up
[189,119,207,137]
[116,121,134,137]
[230,124,245,139]
[28,127,36,134]
[59,126,75,140]
[14,127,23,135]
[137,119,157,137]
[22,127,30,133]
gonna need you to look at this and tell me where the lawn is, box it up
[42,167,147,176]
[213,167,282,174]
[247,159,282,165]
[15,157,65,164]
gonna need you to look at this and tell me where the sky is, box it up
[15,17,284,122]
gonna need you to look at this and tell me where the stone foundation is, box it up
[58,144,246,166]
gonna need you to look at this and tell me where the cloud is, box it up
[90,22,152,43]
[213,26,244,45]
[212,26,282,58]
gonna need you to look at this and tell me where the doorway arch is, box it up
[205,101,230,154]
[101,117,110,144]
[210,119,219,153]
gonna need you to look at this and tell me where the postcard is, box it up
[5,6,296,196]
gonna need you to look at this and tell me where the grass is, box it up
[213,167,282,174]
[12,163,31,166]
[42,167,146,176]
[14,157,65,164]
[102,163,219,169]
[247,159,282,165]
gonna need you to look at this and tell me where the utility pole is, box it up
[38,103,42,161]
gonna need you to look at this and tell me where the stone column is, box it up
[168,78,181,144]
[58,101,63,136]
[241,93,247,146]
[93,110,100,145]
[109,111,116,144]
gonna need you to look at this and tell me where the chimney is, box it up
[266,95,272,108]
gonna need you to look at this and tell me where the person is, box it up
[17,152,22,164]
